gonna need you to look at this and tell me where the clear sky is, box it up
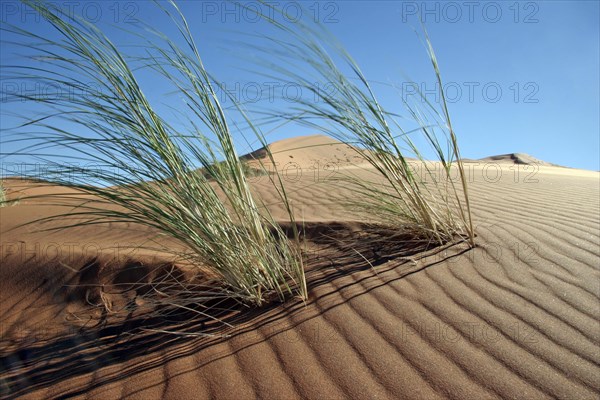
[1,1,599,171]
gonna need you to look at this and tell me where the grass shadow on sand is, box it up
[0,223,473,398]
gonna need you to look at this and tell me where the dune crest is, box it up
[242,134,367,169]
[478,152,561,167]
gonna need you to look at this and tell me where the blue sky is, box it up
[1,1,599,171]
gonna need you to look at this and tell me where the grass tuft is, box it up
[244,2,475,247]
[0,181,5,207]
[2,0,307,317]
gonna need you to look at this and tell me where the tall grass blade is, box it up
[1,0,307,319]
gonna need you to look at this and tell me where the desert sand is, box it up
[1,135,599,399]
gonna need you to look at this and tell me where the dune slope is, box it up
[1,136,599,399]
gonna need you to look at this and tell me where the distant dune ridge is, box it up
[478,153,563,167]
[456,153,564,168]
[2,134,599,399]
[245,135,563,169]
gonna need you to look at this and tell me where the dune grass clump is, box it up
[0,180,18,207]
[0,181,6,207]
[2,1,306,311]
[247,4,475,247]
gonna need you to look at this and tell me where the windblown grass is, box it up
[246,3,475,247]
[0,181,6,207]
[202,158,270,180]
[2,0,306,315]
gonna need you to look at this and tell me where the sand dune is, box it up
[242,134,371,177]
[1,136,599,399]
[477,153,561,167]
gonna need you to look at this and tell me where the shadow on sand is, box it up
[0,222,473,399]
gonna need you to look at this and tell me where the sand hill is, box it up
[242,134,369,170]
[478,153,562,167]
[1,135,599,399]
